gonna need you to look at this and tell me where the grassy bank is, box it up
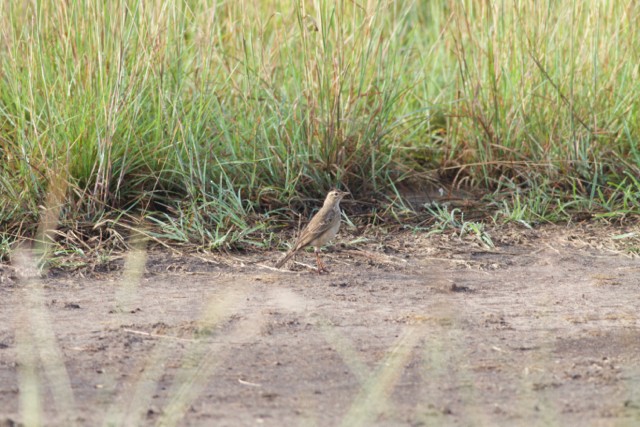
[1,0,639,256]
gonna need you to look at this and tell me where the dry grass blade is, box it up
[340,326,423,427]
[14,250,78,427]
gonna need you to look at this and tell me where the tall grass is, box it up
[445,2,640,183]
[1,0,638,254]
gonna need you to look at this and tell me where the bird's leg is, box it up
[315,248,327,274]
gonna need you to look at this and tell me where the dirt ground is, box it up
[1,223,639,426]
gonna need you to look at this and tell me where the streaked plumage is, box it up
[275,190,349,272]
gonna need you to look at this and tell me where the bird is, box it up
[275,189,349,273]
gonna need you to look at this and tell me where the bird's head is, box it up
[324,189,350,206]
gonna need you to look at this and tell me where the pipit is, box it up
[275,189,349,273]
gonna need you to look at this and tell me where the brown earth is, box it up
[1,223,639,426]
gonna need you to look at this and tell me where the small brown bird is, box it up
[275,190,349,273]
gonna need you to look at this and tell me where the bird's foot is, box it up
[315,259,329,274]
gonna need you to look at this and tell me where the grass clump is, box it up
[1,0,639,257]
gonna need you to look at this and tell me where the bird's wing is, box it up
[294,208,337,249]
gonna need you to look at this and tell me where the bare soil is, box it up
[1,223,639,426]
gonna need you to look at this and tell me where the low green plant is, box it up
[426,204,495,248]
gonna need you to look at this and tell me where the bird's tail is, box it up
[275,250,295,268]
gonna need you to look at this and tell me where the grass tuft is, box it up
[1,1,639,256]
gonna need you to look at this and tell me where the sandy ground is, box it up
[1,223,639,426]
